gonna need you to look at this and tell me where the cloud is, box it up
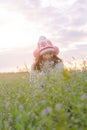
[42,0,87,47]
[59,30,87,42]
[0,0,87,45]
[1,1,87,40]
[60,44,87,61]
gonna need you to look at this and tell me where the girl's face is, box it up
[42,51,54,62]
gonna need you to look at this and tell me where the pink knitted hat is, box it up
[33,36,59,58]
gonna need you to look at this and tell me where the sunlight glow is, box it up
[0,5,44,50]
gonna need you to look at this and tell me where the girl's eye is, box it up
[43,52,53,56]
[48,52,52,54]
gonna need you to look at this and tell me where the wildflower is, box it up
[81,94,87,100]
[41,107,52,116]
[19,104,24,110]
[5,101,10,108]
[55,103,62,109]
[17,114,22,119]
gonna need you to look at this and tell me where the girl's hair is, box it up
[33,55,62,71]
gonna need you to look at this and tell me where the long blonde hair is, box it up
[33,55,62,71]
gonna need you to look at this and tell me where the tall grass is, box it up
[0,64,87,130]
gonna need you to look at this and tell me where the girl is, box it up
[31,36,64,72]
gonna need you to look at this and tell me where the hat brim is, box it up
[40,47,55,56]
[33,46,59,58]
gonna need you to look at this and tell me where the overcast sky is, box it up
[0,0,87,72]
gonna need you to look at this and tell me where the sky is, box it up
[0,0,87,72]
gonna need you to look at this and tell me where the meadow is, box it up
[0,64,87,130]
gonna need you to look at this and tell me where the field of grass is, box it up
[0,67,87,130]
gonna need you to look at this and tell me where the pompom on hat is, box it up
[33,36,59,58]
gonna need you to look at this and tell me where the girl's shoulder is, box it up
[55,61,64,72]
